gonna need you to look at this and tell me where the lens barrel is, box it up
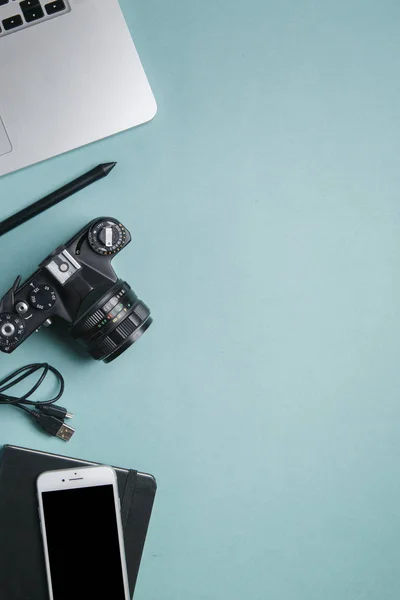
[71,280,152,363]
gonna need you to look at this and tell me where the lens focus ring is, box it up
[71,281,152,363]
[89,301,151,361]
[79,310,104,333]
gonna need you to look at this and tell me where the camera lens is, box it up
[71,280,152,363]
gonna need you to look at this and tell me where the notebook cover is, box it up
[0,444,156,600]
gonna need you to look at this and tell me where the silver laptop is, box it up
[0,0,157,177]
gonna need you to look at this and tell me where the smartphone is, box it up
[37,465,131,600]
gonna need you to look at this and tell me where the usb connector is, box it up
[39,405,73,420]
[56,422,75,441]
[32,413,75,441]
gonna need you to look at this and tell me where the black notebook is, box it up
[0,444,156,600]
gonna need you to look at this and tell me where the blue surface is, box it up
[1,1,400,598]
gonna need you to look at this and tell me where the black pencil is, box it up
[0,162,117,237]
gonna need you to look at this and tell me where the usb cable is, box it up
[0,363,74,441]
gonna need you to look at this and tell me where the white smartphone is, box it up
[37,465,131,600]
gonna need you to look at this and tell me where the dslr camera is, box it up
[0,217,152,363]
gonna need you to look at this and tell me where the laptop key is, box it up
[44,0,65,15]
[23,5,45,22]
[20,0,41,9]
[2,15,23,30]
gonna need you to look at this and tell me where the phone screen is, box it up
[41,484,126,600]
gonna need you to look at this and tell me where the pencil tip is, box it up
[101,162,117,176]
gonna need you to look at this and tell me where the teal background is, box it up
[1,1,400,598]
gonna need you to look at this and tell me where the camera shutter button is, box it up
[16,301,29,315]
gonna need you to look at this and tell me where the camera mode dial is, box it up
[29,285,57,311]
[88,219,127,255]
[0,313,25,349]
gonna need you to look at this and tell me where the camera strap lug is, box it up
[0,276,21,313]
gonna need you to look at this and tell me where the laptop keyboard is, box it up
[0,0,70,37]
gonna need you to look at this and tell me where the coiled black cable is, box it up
[0,364,74,440]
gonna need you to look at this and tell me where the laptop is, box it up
[0,0,157,177]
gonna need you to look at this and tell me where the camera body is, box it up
[0,217,152,362]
